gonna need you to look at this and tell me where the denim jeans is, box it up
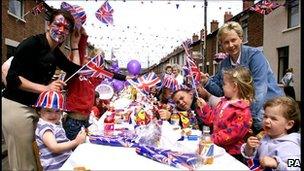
[62,116,90,140]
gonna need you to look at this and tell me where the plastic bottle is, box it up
[198,126,214,165]
[104,113,115,136]
[190,110,199,129]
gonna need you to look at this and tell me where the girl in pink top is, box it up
[196,66,254,161]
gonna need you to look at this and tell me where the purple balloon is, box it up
[112,63,119,68]
[127,60,141,76]
[113,67,120,73]
[112,79,124,92]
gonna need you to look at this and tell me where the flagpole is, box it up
[203,0,208,73]
[64,54,99,83]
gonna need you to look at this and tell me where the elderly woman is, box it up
[172,64,184,85]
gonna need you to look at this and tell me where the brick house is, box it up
[2,0,46,64]
[263,0,301,101]
[204,0,264,75]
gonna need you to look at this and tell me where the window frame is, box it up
[287,0,299,28]
[7,0,25,22]
[277,46,289,83]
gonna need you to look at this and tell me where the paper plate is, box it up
[113,98,132,110]
[95,84,114,100]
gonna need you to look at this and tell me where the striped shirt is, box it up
[35,118,72,171]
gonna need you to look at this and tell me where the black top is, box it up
[3,33,127,106]
[3,33,80,106]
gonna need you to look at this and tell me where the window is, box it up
[241,17,248,43]
[287,0,299,28]
[8,0,24,19]
[277,46,289,82]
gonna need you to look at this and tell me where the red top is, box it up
[65,34,102,116]
[196,97,252,155]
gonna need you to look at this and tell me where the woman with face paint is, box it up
[1,9,82,171]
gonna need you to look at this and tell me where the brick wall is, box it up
[2,0,45,64]
[247,13,263,47]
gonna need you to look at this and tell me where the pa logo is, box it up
[287,159,301,167]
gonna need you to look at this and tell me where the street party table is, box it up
[60,141,249,170]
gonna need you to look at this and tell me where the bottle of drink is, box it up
[190,110,199,129]
[198,126,214,165]
[104,113,115,136]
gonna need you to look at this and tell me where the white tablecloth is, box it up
[60,143,249,170]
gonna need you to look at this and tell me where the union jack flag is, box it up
[247,158,264,171]
[128,72,161,94]
[95,0,114,25]
[136,145,198,170]
[78,54,114,79]
[250,0,282,15]
[31,2,45,16]
[182,41,202,83]
[61,2,87,29]
[162,74,182,92]
[34,91,65,111]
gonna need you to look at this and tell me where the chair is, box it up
[32,141,43,171]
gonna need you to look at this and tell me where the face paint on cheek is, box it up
[49,17,70,43]
[50,27,67,43]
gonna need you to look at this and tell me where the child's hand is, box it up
[260,156,278,168]
[196,97,207,108]
[158,109,171,120]
[244,136,260,156]
[246,136,260,149]
[74,130,86,145]
[197,86,211,101]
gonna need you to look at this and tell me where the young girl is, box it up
[34,91,86,170]
[195,66,254,161]
[241,96,300,170]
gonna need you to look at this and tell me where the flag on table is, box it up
[247,158,264,171]
[128,72,161,94]
[250,0,282,15]
[31,2,45,16]
[78,54,114,79]
[60,2,87,29]
[95,0,114,25]
[136,145,199,170]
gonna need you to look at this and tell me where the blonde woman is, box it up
[200,21,284,133]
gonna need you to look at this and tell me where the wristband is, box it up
[71,48,79,51]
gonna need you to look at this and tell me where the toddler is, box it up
[196,66,254,161]
[241,96,300,170]
[34,91,86,170]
